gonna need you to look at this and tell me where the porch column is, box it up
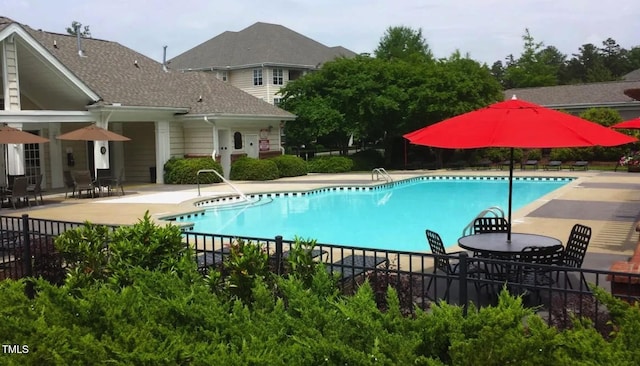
[93,118,109,178]
[154,120,170,184]
[6,123,25,175]
[48,122,63,188]
[111,122,125,180]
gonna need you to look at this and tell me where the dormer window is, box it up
[253,69,263,86]
[273,68,283,85]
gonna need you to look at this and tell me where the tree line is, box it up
[278,27,639,166]
[491,29,640,88]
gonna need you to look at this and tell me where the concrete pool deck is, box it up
[3,168,640,270]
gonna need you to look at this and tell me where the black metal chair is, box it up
[426,229,484,300]
[472,217,509,234]
[555,223,592,289]
[510,244,565,303]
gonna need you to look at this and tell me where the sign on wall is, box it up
[259,139,269,151]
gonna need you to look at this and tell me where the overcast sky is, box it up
[2,0,639,65]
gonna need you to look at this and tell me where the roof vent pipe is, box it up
[76,23,85,57]
[162,45,168,72]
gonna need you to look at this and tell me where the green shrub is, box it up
[229,157,280,180]
[163,157,223,184]
[307,156,354,173]
[349,149,385,171]
[270,154,308,177]
[55,212,196,289]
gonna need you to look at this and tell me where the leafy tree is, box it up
[565,43,613,83]
[65,21,91,38]
[503,29,559,87]
[374,26,433,63]
[280,52,502,166]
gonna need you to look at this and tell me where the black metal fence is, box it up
[3,214,640,331]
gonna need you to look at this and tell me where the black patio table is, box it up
[458,232,563,288]
[458,232,562,256]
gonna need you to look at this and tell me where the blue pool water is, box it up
[178,176,571,252]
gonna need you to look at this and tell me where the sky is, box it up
[2,0,639,65]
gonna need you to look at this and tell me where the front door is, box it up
[218,129,231,178]
[246,134,259,158]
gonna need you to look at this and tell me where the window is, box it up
[253,69,263,86]
[233,131,243,149]
[219,70,228,82]
[272,68,283,85]
[24,132,41,185]
[273,98,281,106]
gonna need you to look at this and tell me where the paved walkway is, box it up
[4,168,640,272]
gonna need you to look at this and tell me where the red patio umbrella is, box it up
[611,118,640,130]
[56,124,131,142]
[404,97,637,240]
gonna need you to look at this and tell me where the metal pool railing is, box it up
[2,214,640,332]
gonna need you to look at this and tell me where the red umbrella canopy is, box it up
[611,118,640,130]
[0,126,50,144]
[404,98,637,148]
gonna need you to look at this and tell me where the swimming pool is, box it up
[174,176,572,252]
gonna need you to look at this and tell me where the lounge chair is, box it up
[474,159,492,170]
[521,160,539,170]
[544,160,563,170]
[326,254,388,284]
[570,161,589,171]
[498,160,514,170]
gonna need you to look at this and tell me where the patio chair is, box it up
[426,229,484,300]
[96,168,112,196]
[511,245,565,302]
[27,174,44,205]
[472,217,509,234]
[72,170,96,198]
[6,176,30,209]
[544,160,563,170]
[63,171,76,198]
[555,223,592,289]
[105,168,125,196]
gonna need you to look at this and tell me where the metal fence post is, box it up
[275,235,283,275]
[21,214,34,299]
[458,251,468,316]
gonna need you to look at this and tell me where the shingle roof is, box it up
[1,16,293,117]
[168,22,356,70]
[504,80,640,107]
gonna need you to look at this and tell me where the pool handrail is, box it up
[196,169,249,201]
[371,168,393,182]
[461,206,506,236]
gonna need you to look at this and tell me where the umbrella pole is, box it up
[508,148,514,242]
